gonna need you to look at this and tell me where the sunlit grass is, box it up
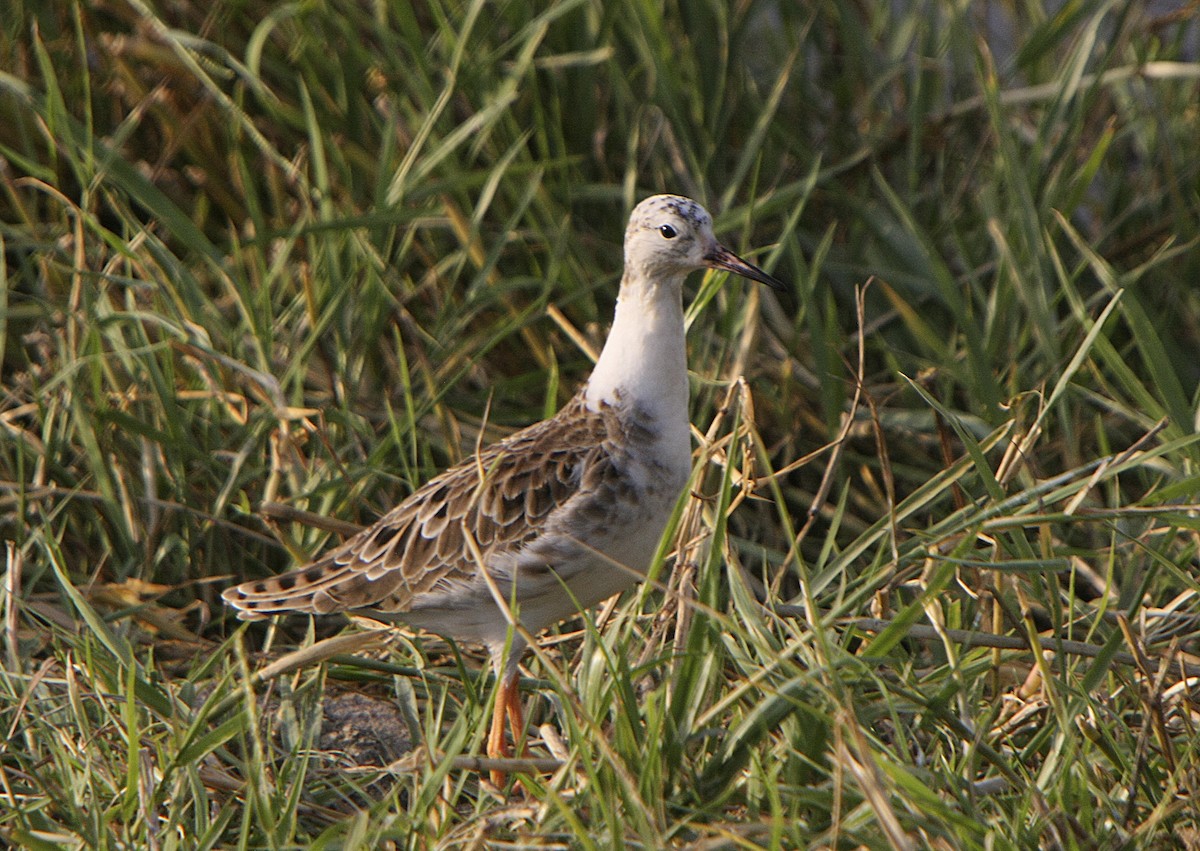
[2,0,1200,846]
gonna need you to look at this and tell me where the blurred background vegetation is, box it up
[2,0,1199,847]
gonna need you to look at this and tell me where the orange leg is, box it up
[506,688,528,758]
[487,668,523,786]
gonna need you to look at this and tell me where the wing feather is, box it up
[222,394,613,621]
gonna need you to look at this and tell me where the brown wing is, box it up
[222,394,612,620]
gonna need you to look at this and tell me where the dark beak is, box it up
[703,244,788,292]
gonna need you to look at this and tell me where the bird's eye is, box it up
[658,224,678,239]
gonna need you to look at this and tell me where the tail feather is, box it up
[221,556,406,620]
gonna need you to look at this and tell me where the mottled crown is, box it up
[626,195,711,240]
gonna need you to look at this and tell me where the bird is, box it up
[223,194,786,784]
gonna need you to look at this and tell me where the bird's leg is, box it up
[487,670,514,757]
[487,667,521,786]
[506,683,528,757]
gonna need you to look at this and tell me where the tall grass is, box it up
[2,0,1199,846]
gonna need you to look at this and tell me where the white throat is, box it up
[584,272,689,425]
